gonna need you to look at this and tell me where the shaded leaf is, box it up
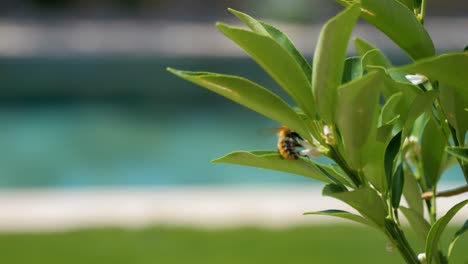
[448,220,468,260]
[338,0,435,60]
[323,184,387,228]
[216,22,315,118]
[403,166,423,216]
[385,132,402,193]
[391,164,405,208]
[426,199,468,264]
[342,56,363,84]
[354,38,392,68]
[421,119,447,187]
[400,206,431,242]
[212,150,333,183]
[446,147,468,162]
[304,209,377,229]
[312,3,361,123]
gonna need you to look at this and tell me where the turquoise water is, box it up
[0,105,464,188]
[0,56,464,188]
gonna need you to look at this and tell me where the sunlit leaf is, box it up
[228,8,312,81]
[448,220,468,260]
[312,3,360,124]
[354,38,392,68]
[402,166,423,216]
[426,199,468,264]
[212,150,334,183]
[216,23,316,118]
[338,0,435,60]
[167,69,312,142]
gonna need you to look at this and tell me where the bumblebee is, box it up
[277,126,303,160]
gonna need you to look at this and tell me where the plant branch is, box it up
[422,184,468,200]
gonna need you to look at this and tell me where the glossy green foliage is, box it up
[304,209,375,229]
[216,22,315,118]
[312,3,360,124]
[167,69,312,142]
[421,119,447,187]
[400,206,431,242]
[212,150,335,183]
[354,38,392,68]
[446,147,468,162]
[338,0,435,60]
[322,184,387,228]
[448,220,468,260]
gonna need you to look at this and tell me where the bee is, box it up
[277,126,303,160]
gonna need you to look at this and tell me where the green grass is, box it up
[0,225,466,264]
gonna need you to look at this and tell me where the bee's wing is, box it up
[256,127,279,137]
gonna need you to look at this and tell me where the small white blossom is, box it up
[322,125,335,145]
[299,140,321,158]
[405,74,428,85]
[417,253,426,263]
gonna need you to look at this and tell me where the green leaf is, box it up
[338,0,435,60]
[391,164,405,208]
[342,56,363,84]
[322,184,387,228]
[426,199,468,264]
[336,71,382,169]
[354,38,392,68]
[403,166,423,216]
[212,150,333,183]
[400,206,431,242]
[385,132,402,192]
[396,0,414,10]
[421,119,447,187]
[395,52,468,144]
[167,69,312,142]
[448,220,468,260]
[304,209,376,229]
[446,147,468,162]
[227,8,312,81]
[216,22,315,118]
[312,3,360,123]
[402,90,439,140]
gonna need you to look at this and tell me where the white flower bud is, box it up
[405,74,428,85]
[417,253,426,263]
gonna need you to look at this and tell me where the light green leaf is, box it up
[216,23,315,118]
[446,147,468,162]
[323,184,387,228]
[212,150,333,183]
[402,90,439,140]
[448,220,468,260]
[338,0,435,60]
[304,209,377,229]
[167,69,312,142]
[421,119,447,187]
[354,38,392,68]
[403,166,423,216]
[312,3,360,124]
[400,206,431,242]
[395,53,468,145]
[336,71,382,169]
[228,8,312,81]
[426,199,468,264]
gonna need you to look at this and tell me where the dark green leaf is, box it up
[342,57,363,84]
[385,132,402,191]
[400,206,430,242]
[312,3,360,123]
[426,199,468,264]
[216,23,316,118]
[391,164,405,208]
[212,150,333,183]
[421,119,447,187]
[228,8,312,81]
[338,0,435,60]
[323,184,387,228]
[167,69,312,142]
[304,209,377,229]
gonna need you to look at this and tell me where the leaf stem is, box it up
[385,220,419,263]
[422,184,468,200]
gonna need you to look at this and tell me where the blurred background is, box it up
[0,0,467,263]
